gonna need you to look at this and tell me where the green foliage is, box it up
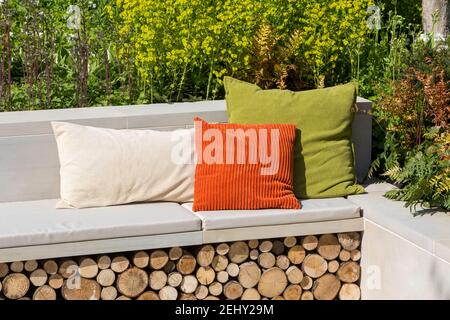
[383,129,450,211]
[378,0,422,27]
[370,39,450,212]
[1,0,376,110]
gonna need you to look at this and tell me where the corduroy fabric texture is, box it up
[192,117,301,211]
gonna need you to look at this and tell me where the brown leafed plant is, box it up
[249,23,308,91]
[378,67,450,150]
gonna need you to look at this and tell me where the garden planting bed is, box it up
[0,233,361,300]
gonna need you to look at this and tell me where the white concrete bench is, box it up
[2,98,449,300]
[0,98,371,263]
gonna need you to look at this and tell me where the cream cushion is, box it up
[52,121,195,208]
[0,200,201,248]
[182,197,360,230]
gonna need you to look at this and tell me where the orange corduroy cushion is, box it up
[193,117,301,211]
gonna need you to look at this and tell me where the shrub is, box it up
[370,39,450,211]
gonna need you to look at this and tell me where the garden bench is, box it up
[0,98,371,265]
[3,97,448,300]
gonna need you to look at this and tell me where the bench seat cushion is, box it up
[0,200,201,249]
[182,197,361,230]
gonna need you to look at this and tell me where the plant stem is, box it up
[205,60,214,100]
[177,61,188,102]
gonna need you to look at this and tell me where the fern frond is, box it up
[382,165,402,181]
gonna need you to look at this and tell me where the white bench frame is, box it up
[2,98,449,299]
[0,218,364,263]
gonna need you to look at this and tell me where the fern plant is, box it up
[382,128,450,211]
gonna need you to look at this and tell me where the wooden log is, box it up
[312,273,341,300]
[283,284,302,300]
[217,271,229,284]
[169,247,183,261]
[164,261,176,274]
[195,285,209,300]
[167,272,183,287]
[338,232,361,251]
[197,245,215,267]
[272,296,285,300]
[339,250,351,262]
[111,256,129,273]
[149,270,167,291]
[24,260,38,272]
[33,285,56,300]
[224,281,243,300]
[208,281,223,296]
[350,249,361,262]
[62,278,101,300]
[30,269,48,287]
[43,260,58,275]
[117,267,148,298]
[248,239,259,249]
[302,254,327,278]
[116,295,131,300]
[238,262,261,289]
[286,266,303,284]
[272,240,285,255]
[204,295,220,300]
[177,255,196,275]
[211,255,228,272]
[132,251,149,269]
[302,235,318,251]
[259,240,273,253]
[317,234,341,260]
[101,286,118,300]
[96,269,116,287]
[283,236,297,248]
[2,273,30,299]
[339,283,361,300]
[159,286,178,300]
[180,293,197,300]
[300,276,313,290]
[48,274,64,289]
[10,261,24,273]
[288,245,306,264]
[180,275,198,294]
[337,261,361,283]
[258,252,276,269]
[150,250,169,270]
[228,241,249,264]
[0,263,9,277]
[242,288,261,300]
[249,249,259,261]
[216,243,230,256]
[79,258,99,279]
[328,260,340,273]
[97,256,111,270]
[226,263,239,277]
[257,267,287,298]
[137,291,159,300]
[301,291,314,300]
[59,259,78,279]
[276,255,290,270]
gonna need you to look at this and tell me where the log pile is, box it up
[0,232,361,300]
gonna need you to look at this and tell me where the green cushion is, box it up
[224,76,364,199]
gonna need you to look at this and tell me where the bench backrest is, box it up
[0,98,372,202]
